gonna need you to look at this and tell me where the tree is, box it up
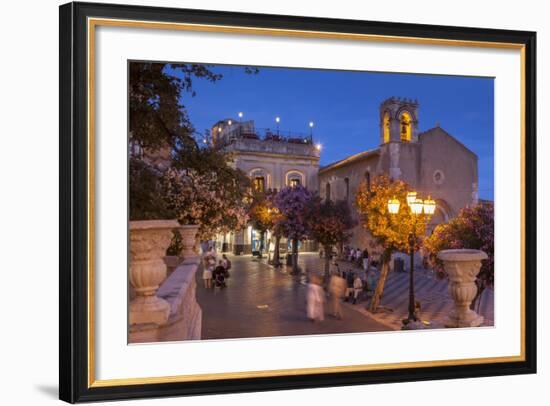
[248,190,277,258]
[273,185,315,273]
[355,174,428,312]
[129,157,174,221]
[423,203,494,311]
[129,62,254,230]
[307,198,356,281]
[129,62,222,152]
[161,166,250,240]
[129,62,257,152]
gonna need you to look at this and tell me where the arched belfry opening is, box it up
[379,97,419,144]
[383,112,391,144]
[400,111,412,142]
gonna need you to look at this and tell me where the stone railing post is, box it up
[437,249,488,328]
[129,219,180,326]
[179,225,200,258]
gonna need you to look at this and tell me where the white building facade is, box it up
[212,119,320,254]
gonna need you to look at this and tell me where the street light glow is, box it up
[410,198,424,215]
[388,197,400,214]
[309,121,314,128]
[228,120,232,125]
[423,197,436,215]
[406,191,417,206]
[238,112,243,118]
[316,143,322,151]
[275,116,280,123]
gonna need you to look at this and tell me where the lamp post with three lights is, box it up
[387,191,436,324]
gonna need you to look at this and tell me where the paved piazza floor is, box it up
[196,253,389,340]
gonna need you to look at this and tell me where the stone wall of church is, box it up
[318,154,380,251]
[418,127,478,219]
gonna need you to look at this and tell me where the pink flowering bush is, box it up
[424,203,494,309]
[273,185,315,272]
[162,168,249,240]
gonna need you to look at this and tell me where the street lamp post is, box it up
[388,193,436,324]
[275,116,280,136]
[238,112,243,137]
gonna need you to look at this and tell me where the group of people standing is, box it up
[202,246,232,289]
[343,246,371,272]
[307,263,378,322]
[307,246,380,322]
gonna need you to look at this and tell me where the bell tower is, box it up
[379,97,419,145]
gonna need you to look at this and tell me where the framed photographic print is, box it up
[59,1,537,403]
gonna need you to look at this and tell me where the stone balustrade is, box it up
[129,256,202,343]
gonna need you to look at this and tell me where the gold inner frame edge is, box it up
[86,17,527,388]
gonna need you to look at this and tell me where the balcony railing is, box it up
[224,127,314,145]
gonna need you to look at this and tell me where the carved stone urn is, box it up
[129,219,179,326]
[180,224,200,258]
[437,249,488,328]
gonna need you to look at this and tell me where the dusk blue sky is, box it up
[175,64,494,200]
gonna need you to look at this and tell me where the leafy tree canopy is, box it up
[307,198,356,248]
[355,174,427,255]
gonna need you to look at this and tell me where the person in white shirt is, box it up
[307,274,325,322]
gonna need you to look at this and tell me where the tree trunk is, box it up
[258,230,265,259]
[272,235,281,266]
[292,237,299,273]
[369,254,391,313]
[323,244,332,282]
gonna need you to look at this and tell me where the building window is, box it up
[286,171,304,187]
[400,111,412,142]
[254,176,265,192]
[383,112,390,143]
[365,171,371,192]
[433,170,445,185]
[344,178,350,201]
[325,182,331,201]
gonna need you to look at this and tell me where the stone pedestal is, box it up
[129,256,203,343]
[437,249,488,328]
[180,225,200,258]
[129,219,179,327]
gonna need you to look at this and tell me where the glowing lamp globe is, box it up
[388,197,400,214]
[410,198,424,215]
[423,197,436,215]
[406,191,417,206]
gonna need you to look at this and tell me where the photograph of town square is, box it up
[128,61,494,344]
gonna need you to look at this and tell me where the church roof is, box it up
[319,148,380,173]
[418,126,477,158]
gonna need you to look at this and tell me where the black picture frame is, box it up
[59,1,537,403]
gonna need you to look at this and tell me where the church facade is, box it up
[318,97,479,253]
